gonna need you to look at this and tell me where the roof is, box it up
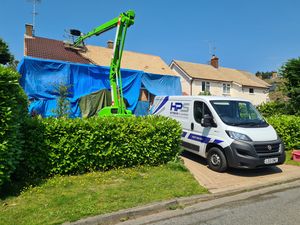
[80,45,176,75]
[172,60,270,88]
[24,36,176,76]
[24,36,91,64]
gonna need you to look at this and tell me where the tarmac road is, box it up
[119,180,300,225]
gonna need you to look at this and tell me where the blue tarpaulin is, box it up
[18,57,182,117]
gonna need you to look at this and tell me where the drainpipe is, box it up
[190,79,193,95]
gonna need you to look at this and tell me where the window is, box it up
[210,100,268,127]
[194,101,213,125]
[201,81,210,92]
[223,83,230,94]
[249,88,254,94]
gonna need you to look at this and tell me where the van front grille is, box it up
[254,143,280,154]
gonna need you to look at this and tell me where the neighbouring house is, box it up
[21,24,181,117]
[170,55,271,105]
[257,73,287,102]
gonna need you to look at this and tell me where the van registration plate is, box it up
[264,158,278,164]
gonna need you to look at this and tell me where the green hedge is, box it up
[16,116,182,179]
[267,115,300,150]
[257,101,290,117]
[0,66,27,186]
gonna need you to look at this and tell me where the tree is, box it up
[255,71,274,80]
[279,57,300,115]
[52,83,71,118]
[0,38,14,65]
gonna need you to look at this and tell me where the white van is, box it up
[151,96,285,172]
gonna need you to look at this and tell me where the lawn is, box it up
[0,162,207,225]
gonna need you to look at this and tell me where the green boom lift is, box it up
[71,10,135,117]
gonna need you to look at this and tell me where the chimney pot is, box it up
[210,54,219,69]
[25,24,33,37]
[107,40,114,49]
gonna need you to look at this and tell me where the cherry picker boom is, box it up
[71,10,135,117]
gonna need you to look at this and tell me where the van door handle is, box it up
[191,122,194,130]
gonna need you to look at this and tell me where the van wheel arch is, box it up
[205,143,225,156]
[206,145,228,172]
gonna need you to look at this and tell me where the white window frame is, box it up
[201,81,210,92]
[223,83,231,94]
[249,88,254,94]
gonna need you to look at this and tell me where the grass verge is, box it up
[0,162,207,225]
[285,150,300,166]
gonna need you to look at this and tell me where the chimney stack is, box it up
[25,24,33,37]
[210,55,219,69]
[272,72,278,79]
[107,40,114,49]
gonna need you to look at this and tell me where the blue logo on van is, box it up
[170,102,183,111]
[152,96,169,114]
[188,134,211,144]
[185,133,224,144]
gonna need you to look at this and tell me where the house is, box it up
[170,55,271,105]
[22,24,181,116]
[24,24,178,102]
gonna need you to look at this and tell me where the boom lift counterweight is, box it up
[70,10,135,117]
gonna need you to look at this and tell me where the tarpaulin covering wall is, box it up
[18,57,182,117]
[79,89,112,118]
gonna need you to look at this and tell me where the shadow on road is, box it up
[181,150,283,177]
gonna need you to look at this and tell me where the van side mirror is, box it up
[201,114,214,127]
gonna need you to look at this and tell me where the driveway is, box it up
[182,151,300,193]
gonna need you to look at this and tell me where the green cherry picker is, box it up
[71,10,135,117]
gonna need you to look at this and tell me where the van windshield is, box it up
[210,100,268,127]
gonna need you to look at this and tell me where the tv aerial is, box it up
[27,0,41,35]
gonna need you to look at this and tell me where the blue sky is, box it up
[1,0,300,73]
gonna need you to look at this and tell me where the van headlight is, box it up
[226,130,253,142]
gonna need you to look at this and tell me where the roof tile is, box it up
[173,60,270,88]
[80,45,176,75]
[25,36,92,64]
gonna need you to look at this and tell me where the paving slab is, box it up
[181,151,300,193]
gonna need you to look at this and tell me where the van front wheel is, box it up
[207,147,227,172]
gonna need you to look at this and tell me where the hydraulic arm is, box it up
[73,10,135,117]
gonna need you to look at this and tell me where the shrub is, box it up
[16,116,182,179]
[198,91,211,96]
[267,115,300,150]
[0,66,27,186]
[257,101,290,117]
[14,117,49,181]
